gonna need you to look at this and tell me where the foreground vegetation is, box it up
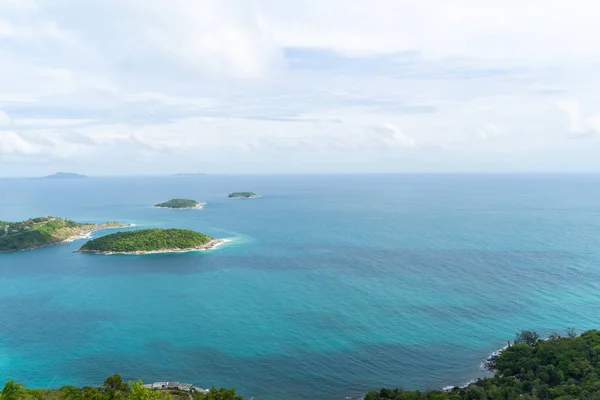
[154,199,201,209]
[0,217,124,252]
[228,192,257,199]
[79,228,216,253]
[3,329,598,400]
[367,329,600,400]
[0,374,242,400]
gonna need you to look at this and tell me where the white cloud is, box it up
[476,123,501,140]
[124,92,218,108]
[556,98,600,137]
[126,0,283,79]
[15,118,94,127]
[0,131,40,155]
[0,111,12,127]
[368,123,416,149]
[1,0,600,174]
[259,0,600,62]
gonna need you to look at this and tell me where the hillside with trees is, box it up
[154,199,202,209]
[79,228,218,254]
[0,217,125,252]
[228,192,257,199]
[0,373,242,400]
[367,329,600,400]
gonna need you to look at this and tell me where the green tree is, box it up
[103,374,130,400]
[193,387,242,400]
[514,330,540,345]
[1,381,24,400]
[127,381,170,400]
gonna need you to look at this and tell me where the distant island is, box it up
[0,217,128,252]
[44,172,87,179]
[228,192,258,199]
[78,228,223,255]
[154,199,205,209]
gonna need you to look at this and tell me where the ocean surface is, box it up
[1,174,599,400]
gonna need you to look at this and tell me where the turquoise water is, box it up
[1,174,600,400]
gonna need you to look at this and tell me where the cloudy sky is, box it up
[1,0,600,176]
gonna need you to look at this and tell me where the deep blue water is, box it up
[1,174,600,400]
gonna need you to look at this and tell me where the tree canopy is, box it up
[0,217,120,252]
[79,229,214,253]
[0,374,170,400]
[367,329,600,400]
[227,192,257,199]
[154,199,199,209]
[192,387,242,400]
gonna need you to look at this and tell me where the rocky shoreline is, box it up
[440,344,507,392]
[78,238,225,255]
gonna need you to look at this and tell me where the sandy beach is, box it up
[63,223,135,243]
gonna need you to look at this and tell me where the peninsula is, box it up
[78,228,223,254]
[367,329,597,399]
[154,198,205,209]
[0,217,128,252]
[228,192,258,199]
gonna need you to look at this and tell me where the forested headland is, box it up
[0,217,125,252]
[367,329,600,400]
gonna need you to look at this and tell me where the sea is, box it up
[0,174,599,400]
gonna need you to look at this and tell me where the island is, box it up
[154,198,205,209]
[78,228,223,254]
[0,217,128,252]
[44,172,87,179]
[228,192,258,199]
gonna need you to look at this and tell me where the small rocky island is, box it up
[154,198,205,209]
[78,228,223,255]
[228,192,258,199]
[0,217,128,252]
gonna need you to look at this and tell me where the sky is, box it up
[1,0,600,176]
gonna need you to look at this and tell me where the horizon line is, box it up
[3,171,600,179]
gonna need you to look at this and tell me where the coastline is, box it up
[62,223,135,243]
[78,238,226,255]
[228,195,260,200]
[440,344,506,392]
[153,202,206,210]
[0,222,133,253]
